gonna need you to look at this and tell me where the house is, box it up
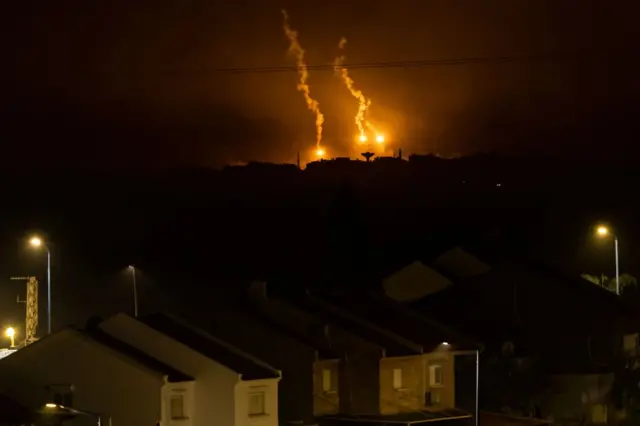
[99,313,281,426]
[208,303,341,425]
[0,327,193,426]
[382,247,491,303]
[318,290,480,414]
[411,263,635,424]
[247,283,472,422]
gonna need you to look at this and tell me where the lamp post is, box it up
[596,226,620,295]
[29,236,51,333]
[43,403,110,426]
[5,327,15,348]
[128,265,138,317]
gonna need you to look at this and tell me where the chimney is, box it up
[249,281,268,301]
[398,148,403,160]
[296,152,301,170]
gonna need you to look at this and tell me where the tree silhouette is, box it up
[581,273,637,293]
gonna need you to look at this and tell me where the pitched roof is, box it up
[231,304,340,360]
[273,289,422,357]
[321,291,480,352]
[85,329,193,383]
[141,313,280,380]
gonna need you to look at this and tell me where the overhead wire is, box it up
[169,51,637,75]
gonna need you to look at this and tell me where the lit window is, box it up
[429,365,443,386]
[248,391,265,416]
[170,395,185,419]
[393,368,403,389]
[322,369,332,392]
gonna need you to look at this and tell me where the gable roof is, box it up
[85,329,193,383]
[1,328,193,384]
[228,303,340,360]
[141,313,280,380]
[321,291,480,352]
[383,261,453,302]
[411,262,635,347]
[272,289,422,357]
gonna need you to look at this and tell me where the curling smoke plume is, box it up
[282,10,324,150]
[334,37,371,140]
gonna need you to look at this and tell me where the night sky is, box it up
[0,1,639,336]
[3,1,638,167]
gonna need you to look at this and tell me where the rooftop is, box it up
[86,329,193,383]
[142,313,280,380]
[274,289,422,357]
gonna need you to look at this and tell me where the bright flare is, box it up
[376,135,385,144]
[334,38,371,142]
[316,148,326,157]
[282,10,324,150]
[5,328,14,338]
[597,226,609,236]
[29,236,42,247]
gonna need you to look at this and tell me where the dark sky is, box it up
[3,0,639,167]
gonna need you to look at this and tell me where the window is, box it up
[392,368,403,390]
[248,391,265,416]
[429,390,441,405]
[429,365,443,386]
[322,369,333,392]
[170,395,185,419]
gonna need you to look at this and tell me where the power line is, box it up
[174,51,637,75]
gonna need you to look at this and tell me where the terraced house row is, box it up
[0,282,480,426]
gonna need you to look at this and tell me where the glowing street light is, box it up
[5,327,15,348]
[595,225,620,295]
[29,235,52,333]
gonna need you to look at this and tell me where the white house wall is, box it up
[0,329,163,426]
[101,314,278,426]
[235,379,278,426]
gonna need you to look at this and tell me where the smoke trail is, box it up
[334,37,371,141]
[281,10,324,150]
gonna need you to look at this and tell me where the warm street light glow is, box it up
[29,236,43,247]
[5,327,15,348]
[594,224,620,295]
[45,403,58,408]
[442,341,449,346]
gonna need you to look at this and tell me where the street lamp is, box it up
[128,265,138,317]
[5,327,15,348]
[42,403,110,426]
[29,236,52,333]
[596,225,620,295]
